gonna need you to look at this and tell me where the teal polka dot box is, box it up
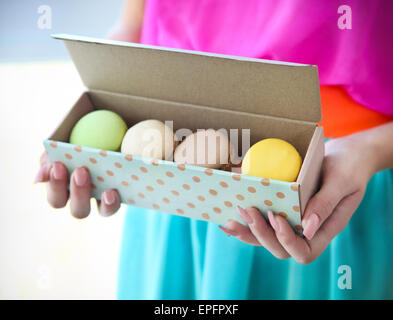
[44,34,325,235]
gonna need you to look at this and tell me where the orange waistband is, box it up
[318,86,393,138]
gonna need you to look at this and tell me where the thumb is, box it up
[302,176,346,240]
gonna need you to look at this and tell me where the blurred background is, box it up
[0,0,126,299]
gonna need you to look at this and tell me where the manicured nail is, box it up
[74,168,88,187]
[52,162,63,180]
[303,213,320,240]
[103,190,116,206]
[219,225,239,237]
[237,205,253,224]
[268,210,280,232]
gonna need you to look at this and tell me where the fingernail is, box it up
[34,165,46,183]
[237,205,253,224]
[52,162,63,180]
[103,190,116,206]
[303,213,320,240]
[74,168,88,187]
[219,225,239,237]
[268,210,280,232]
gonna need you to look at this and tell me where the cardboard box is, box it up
[44,34,325,235]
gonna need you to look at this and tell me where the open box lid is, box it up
[53,34,321,123]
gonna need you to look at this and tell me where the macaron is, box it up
[241,138,302,182]
[121,119,175,160]
[174,129,232,169]
[69,110,128,151]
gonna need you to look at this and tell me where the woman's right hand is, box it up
[34,151,121,218]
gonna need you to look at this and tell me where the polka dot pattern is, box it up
[44,139,303,235]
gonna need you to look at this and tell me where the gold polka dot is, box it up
[279,212,288,218]
[213,207,222,214]
[156,179,164,185]
[224,201,233,207]
[276,192,285,199]
[232,174,241,181]
[131,174,139,181]
[293,205,300,212]
[248,187,256,193]
[187,202,195,208]
[219,181,228,188]
[192,176,200,183]
[176,209,184,214]
[65,153,72,160]
[138,192,145,198]
[166,171,174,178]
[140,167,148,173]
[291,183,299,192]
[89,157,97,164]
[197,195,205,202]
[146,186,154,192]
[177,163,186,171]
[114,162,122,168]
[264,200,273,206]
[295,225,303,231]
[121,181,129,187]
[152,203,160,210]
[74,145,82,152]
[97,176,104,182]
[125,154,133,161]
[127,199,135,205]
[236,194,245,201]
[204,168,213,176]
[182,184,190,190]
[50,141,57,148]
[209,189,218,196]
[99,150,107,157]
[106,170,114,176]
[81,165,90,173]
[171,190,179,196]
[163,198,170,203]
[261,178,270,186]
[90,183,96,189]
[151,159,159,166]
[202,213,210,220]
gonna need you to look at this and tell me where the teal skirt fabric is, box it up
[117,167,393,299]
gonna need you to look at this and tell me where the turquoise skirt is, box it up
[117,167,393,299]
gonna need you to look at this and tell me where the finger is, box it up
[313,190,363,247]
[34,163,52,183]
[97,189,121,217]
[69,167,91,219]
[268,211,312,264]
[240,207,290,259]
[302,173,348,240]
[40,151,49,166]
[46,162,69,208]
[220,220,261,246]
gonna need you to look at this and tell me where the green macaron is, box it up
[69,110,128,151]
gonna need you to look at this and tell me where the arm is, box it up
[107,0,146,43]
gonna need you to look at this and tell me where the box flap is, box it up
[53,34,321,123]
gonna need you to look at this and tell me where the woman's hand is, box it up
[220,132,380,264]
[34,151,121,218]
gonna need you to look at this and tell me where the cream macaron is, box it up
[121,119,175,160]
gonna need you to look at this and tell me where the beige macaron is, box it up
[121,119,175,160]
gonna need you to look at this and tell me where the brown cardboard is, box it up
[53,34,321,123]
[47,34,325,223]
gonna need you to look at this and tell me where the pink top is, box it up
[141,0,393,116]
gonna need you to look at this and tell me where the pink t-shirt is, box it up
[141,0,393,116]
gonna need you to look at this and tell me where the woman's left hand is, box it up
[220,133,378,264]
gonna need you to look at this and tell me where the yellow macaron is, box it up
[241,138,302,182]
